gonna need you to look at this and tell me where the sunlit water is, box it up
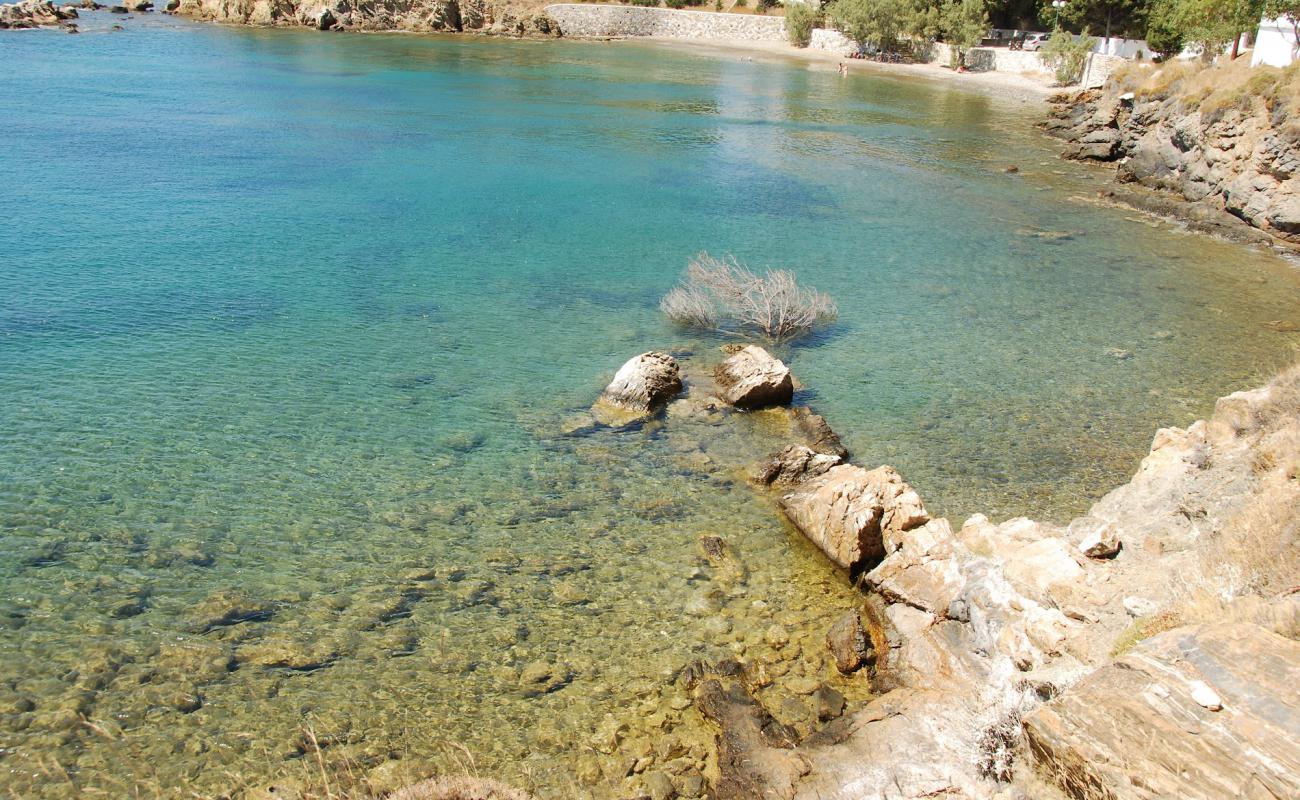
[2,13,1299,798]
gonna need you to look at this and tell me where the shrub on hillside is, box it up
[660,252,837,342]
[785,1,814,46]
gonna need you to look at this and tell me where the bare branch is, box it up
[659,252,837,342]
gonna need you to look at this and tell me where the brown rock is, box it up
[826,610,871,674]
[752,444,841,488]
[714,345,793,409]
[791,406,849,458]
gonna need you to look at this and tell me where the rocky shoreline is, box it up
[585,346,1300,800]
[1044,78,1300,251]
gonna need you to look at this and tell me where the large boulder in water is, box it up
[778,464,929,573]
[592,351,682,425]
[715,345,793,409]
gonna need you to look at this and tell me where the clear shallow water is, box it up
[2,13,1300,798]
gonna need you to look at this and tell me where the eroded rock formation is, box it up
[1045,86,1300,248]
[0,0,77,28]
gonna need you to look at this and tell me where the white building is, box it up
[1254,16,1299,67]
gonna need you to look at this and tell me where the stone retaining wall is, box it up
[545,3,786,41]
[808,27,853,54]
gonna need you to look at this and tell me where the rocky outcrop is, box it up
[1023,622,1300,800]
[0,0,77,27]
[1045,84,1300,248]
[778,464,930,574]
[173,0,560,37]
[591,351,682,425]
[785,365,1300,800]
[715,345,794,410]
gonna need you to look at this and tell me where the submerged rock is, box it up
[714,345,793,409]
[825,610,871,675]
[592,351,683,426]
[186,590,274,632]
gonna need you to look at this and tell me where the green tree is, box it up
[1057,0,1153,41]
[1147,0,1263,58]
[832,0,916,48]
[786,0,816,46]
[1144,7,1185,56]
[940,0,990,67]
[1040,27,1098,82]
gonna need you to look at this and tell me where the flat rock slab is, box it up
[1023,622,1300,800]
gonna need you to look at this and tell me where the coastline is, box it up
[4,11,1300,799]
[598,35,1057,106]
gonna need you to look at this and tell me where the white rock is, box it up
[1189,680,1223,711]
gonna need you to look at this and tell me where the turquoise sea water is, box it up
[2,13,1299,797]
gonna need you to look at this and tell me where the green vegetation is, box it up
[941,0,989,67]
[818,0,998,62]
[786,0,816,45]
[1145,0,1262,58]
[1040,27,1096,83]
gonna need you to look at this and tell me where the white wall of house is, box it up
[1253,16,1299,67]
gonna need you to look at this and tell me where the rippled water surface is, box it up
[3,13,1300,798]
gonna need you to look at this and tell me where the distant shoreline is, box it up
[622,35,1056,105]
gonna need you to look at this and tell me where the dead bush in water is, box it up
[660,252,837,342]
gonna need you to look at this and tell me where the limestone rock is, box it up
[714,345,793,409]
[1023,623,1300,800]
[779,464,929,573]
[592,351,682,425]
[863,519,963,618]
[1071,516,1121,559]
[752,444,841,489]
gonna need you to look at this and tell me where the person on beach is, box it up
[838,63,847,76]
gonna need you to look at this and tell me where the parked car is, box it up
[1021,32,1051,51]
